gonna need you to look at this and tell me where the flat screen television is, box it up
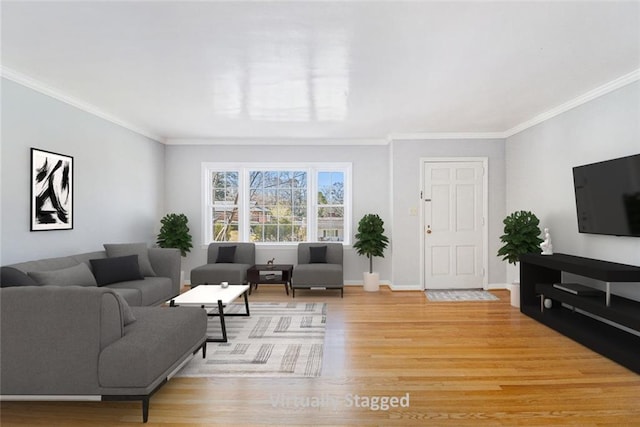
[573,153,640,237]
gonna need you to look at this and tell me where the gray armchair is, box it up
[190,243,255,286]
[292,243,344,297]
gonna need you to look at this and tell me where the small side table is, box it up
[247,264,294,295]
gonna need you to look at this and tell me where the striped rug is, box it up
[425,289,499,301]
[175,302,326,378]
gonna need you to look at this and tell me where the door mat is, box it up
[175,302,326,378]
[425,289,499,301]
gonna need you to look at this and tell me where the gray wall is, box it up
[164,144,391,283]
[1,79,165,264]
[4,76,637,295]
[390,139,506,289]
[506,81,640,300]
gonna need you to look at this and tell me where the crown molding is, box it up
[3,65,638,145]
[388,69,640,141]
[0,66,165,143]
[387,132,506,141]
[503,68,640,138]
[165,137,388,146]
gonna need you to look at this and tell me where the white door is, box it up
[423,160,485,289]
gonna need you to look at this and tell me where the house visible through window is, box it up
[317,171,345,241]
[249,170,307,242]
[203,163,351,244]
[211,171,239,241]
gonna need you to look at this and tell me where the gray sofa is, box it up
[1,243,181,306]
[0,285,207,422]
[0,244,206,422]
[292,243,344,297]
[190,242,256,286]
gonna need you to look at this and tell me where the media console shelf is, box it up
[519,253,640,374]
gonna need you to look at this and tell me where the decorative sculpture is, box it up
[540,228,553,255]
[267,258,275,268]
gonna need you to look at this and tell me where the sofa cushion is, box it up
[114,292,136,325]
[216,245,237,263]
[1,266,39,287]
[27,263,98,287]
[206,242,255,265]
[292,263,343,288]
[108,287,142,307]
[6,256,79,276]
[104,243,156,277]
[309,245,327,263]
[90,255,144,286]
[191,263,252,285]
[106,277,173,306]
[98,306,207,388]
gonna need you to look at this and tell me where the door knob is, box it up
[426,225,432,234]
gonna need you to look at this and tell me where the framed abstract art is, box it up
[30,148,74,231]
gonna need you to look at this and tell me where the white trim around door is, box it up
[420,157,489,290]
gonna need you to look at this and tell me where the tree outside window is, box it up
[249,170,307,242]
[211,171,239,241]
[317,171,344,241]
[203,163,350,244]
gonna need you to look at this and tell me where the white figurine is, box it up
[540,227,553,255]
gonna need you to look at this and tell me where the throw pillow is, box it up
[309,246,327,263]
[90,255,144,286]
[28,263,98,287]
[216,245,237,263]
[113,292,136,325]
[103,243,156,277]
[1,266,39,287]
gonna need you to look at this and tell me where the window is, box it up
[211,171,239,241]
[317,171,345,241]
[249,170,307,242]
[203,163,351,244]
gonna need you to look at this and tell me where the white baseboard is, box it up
[388,284,422,291]
[388,283,511,291]
[183,280,511,291]
[343,280,391,286]
[487,283,511,290]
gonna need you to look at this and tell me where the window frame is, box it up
[202,162,352,246]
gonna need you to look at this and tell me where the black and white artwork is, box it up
[31,148,73,231]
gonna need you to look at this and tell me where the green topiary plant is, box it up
[497,210,543,265]
[353,213,390,274]
[157,213,193,257]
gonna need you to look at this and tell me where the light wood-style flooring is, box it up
[2,286,639,426]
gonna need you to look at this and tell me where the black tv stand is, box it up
[519,253,640,374]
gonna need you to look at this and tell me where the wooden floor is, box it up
[2,286,639,426]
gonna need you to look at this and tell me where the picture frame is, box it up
[30,148,74,231]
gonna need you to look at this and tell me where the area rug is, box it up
[174,302,326,378]
[425,289,499,301]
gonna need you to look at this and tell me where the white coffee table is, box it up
[169,284,250,343]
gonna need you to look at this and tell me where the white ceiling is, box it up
[2,1,639,143]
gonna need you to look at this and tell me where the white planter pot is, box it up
[510,281,520,308]
[507,262,520,285]
[363,272,380,292]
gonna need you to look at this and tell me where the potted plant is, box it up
[157,213,193,257]
[353,213,389,292]
[497,210,543,307]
